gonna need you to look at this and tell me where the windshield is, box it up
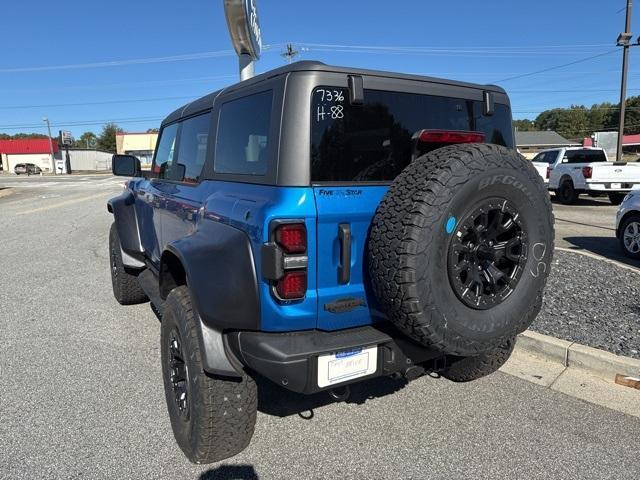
[310,87,514,183]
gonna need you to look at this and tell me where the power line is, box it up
[296,41,613,52]
[0,116,164,131]
[0,95,204,110]
[493,50,619,82]
[0,46,281,74]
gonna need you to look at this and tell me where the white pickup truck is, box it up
[531,147,640,204]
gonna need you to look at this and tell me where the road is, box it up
[1,176,639,479]
[550,193,634,266]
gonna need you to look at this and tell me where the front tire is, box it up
[619,214,640,259]
[161,286,257,464]
[109,223,148,305]
[442,338,515,382]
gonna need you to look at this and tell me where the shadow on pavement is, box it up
[256,373,408,418]
[562,236,640,269]
[550,195,612,207]
[199,464,259,480]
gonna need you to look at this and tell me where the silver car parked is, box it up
[616,190,640,259]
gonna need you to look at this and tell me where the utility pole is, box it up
[281,43,299,64]
[42,116,56,175]
[616,0,634,163]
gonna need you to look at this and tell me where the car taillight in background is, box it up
[582,166,593,179]
[262,221,308,302]
[546,167,552,179]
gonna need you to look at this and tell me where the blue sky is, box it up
[0,0,637,137]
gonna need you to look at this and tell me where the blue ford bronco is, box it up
[108,61,553,463]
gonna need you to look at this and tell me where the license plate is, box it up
[611,183,622,189]
[317,346,377,388]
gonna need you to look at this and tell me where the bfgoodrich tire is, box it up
[161,286,257,464]
[442,337,515,382]
[368,144,554,356]
[109,223,148,305]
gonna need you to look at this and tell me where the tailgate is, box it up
[590,163,640,183]
[531,162,548,182]
[313,186,388,330]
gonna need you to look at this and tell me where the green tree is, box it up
[513,119,535,132]
[557,106,589,139]
[96,123,123,153]
[75,131,98,149]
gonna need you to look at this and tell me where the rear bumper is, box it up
[584,182,637,192]
[226,325,443,394]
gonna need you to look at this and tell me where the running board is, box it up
[137,269,164,315]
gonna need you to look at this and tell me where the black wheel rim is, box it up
[167,329,190,419]
[447,198,528,310]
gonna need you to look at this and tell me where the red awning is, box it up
[0,138,59,154]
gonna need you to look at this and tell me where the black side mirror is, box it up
[112,154,141,177]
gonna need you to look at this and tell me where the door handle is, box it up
[338,224,351,284]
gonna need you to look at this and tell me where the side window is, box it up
[153,123,178,178]
[174,113,211,183]
[214,91,273,175]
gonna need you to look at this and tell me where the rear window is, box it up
[214,90,272,176]
[533,151,559,164]
[564,149,607,163]
[311,87,513,183]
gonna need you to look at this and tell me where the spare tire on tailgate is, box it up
[368,144,553,356]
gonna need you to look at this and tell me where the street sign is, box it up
[224,0,262,60]
[59,130,73,146]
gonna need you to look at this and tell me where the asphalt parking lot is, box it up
[551,193,628,264]
[1,176,639,479]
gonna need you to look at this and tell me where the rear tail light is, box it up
[275,223,307,254]
[546,167,552,179]
[416,130,485,144]
[276,270,307,300]
[582,166,593,179]
[263,221,308,301]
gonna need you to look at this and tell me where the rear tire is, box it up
[442,337,515,382]
[557,179,578,204]
[161,286,257,464]
[109,223,148,305]
[608,192,625,205]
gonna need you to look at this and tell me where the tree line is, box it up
[514,95,640,140]
[0,124,159,153]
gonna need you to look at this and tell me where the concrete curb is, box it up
[555,247,640,275]
[515,330,640,380]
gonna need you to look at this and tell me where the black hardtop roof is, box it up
[162,61,507,126]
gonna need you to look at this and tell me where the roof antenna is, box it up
[281,43,299,64]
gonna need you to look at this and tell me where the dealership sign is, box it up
[224,0,262,60]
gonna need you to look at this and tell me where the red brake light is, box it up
[276,271,307,300]
[275,224,307,254]
[546,167,552,179]
[417,130,485,144]
[582,166,593,179]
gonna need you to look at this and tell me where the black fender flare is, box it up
[107,191,145,264]
[162,220,261,376]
